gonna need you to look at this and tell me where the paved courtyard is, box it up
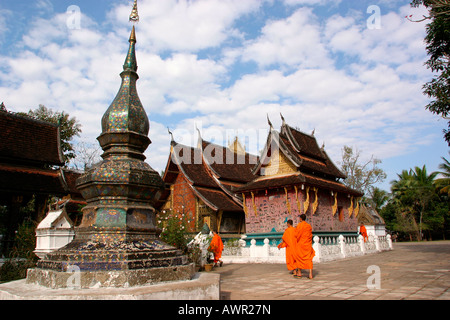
[212,241,450,300]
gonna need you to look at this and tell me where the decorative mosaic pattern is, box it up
[101,34,148,136]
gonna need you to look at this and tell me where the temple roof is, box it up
[238,116,363,197]
[253,121,346,180]
[200,139,258,184]
[0,107,82,199]
[158,138,258,212]
[358,204,385,225]
[0,110,64,166]
[0,163,82,197]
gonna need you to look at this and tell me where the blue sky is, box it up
[0,0,448,192]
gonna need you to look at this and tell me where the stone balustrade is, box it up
[222,233,393,264]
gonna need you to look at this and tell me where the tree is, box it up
[339,145,387,197]
[367,187,389,213]
[410,1,450,145]
[68,140,102,171]
[435,152,450,195]
[19,105,82,165]
[390,165,439,240]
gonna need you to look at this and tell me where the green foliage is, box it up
[410,0,450,145]
[435,153,450,195]
[10,219,38,261]
[381,163,449,241]
[0,219,38,283]
[367,187,389,212]
[186,242,202,266]
[157,210,193,253]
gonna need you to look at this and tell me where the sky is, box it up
[0,0,448,193]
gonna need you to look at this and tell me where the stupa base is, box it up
[1,271,219,300]
[26,263,195,289]
[26,235,195,289]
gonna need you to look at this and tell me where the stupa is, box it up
[26,1,194,288]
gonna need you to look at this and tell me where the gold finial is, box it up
[129,25,136,42]
[129,0,139,23]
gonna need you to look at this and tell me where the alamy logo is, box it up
[366,265,381,289]
[66,264,81,289]
[367,5,381,30]
[66,5,81,30]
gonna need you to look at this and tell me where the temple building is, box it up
[157,133,258,237]
[237,115,364,236]
[0,107,84,255]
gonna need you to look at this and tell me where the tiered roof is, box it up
[237,116,363,197]
[0,109,82,198]
[0,110,64,167]
[158,135,258,213]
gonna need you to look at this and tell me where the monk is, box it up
[293,214,315,279]
[209,230,224,267]
[359,223,368,242]
[277,219,297,273]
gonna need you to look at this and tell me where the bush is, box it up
[157,210,192,253]
[0,219,38,283]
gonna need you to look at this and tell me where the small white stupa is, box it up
[34,203,75,259]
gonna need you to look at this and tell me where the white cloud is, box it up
[326,4,430,68]
[242,8,333,68]
[137,52,227,115]
[0,0,444,178]
[284,0,341,6]
[109,0,262,52]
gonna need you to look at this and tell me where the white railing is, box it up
[222,234,393,264]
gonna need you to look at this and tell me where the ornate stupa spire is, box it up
[28,0,194,289]
[99,2,149,160]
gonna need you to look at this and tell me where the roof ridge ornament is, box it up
[168,127,174,142]
[129,0,139,23]
[280,113,286,126]
[267,114,273,131]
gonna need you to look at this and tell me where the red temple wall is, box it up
[171,173,197,232]
[244,188,358,233]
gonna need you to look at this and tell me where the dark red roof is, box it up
[280,124,346,179]
[201,139,258,183]
[0,164,59,195]
[171,143,217,188]
[0,110,64,166]
[158,140,251,212]
[60,168,83,196]
[193,186,242,212]
[0,163,82,196]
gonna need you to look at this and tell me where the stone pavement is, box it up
[212,241,450,300]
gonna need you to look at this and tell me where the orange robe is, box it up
[294,221,315,270]
[277,226,297,271]
[209,234,224,263]
[360,225,368,242]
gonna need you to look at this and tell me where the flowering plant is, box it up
[157,209,193,252]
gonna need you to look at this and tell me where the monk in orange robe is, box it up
[209,230,224,267]
[277,219,297,272]
[359,223,368,242]
[293,214,315,279]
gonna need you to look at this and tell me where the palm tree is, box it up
[368,187,389,212]
[390,165,438,240]
[391,170,415,201]
[435,153,450,196]
[411,166,439,240]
